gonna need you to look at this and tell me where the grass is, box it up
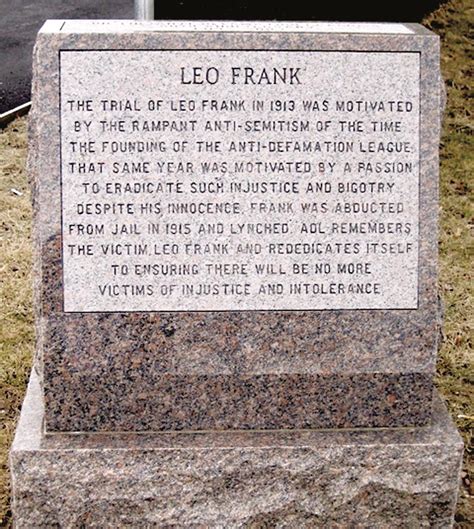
[423,1,474,525]
[0,0,472,526]
[0,117,32,526]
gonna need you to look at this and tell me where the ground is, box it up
[0,0,472,526]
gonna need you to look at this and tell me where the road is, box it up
[0,0,133,113]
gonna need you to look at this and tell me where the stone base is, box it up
[11,372,463,528]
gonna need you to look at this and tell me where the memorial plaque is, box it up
[26,21,442,432]
[60,49,420,312]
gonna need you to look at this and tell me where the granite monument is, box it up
[11,20,463,527]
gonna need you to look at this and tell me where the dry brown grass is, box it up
[0,116,32,526]
[424,0,474,525]
[0,0,472,526]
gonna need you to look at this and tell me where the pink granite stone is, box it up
[28,21,442,432]
[10,372,463,528]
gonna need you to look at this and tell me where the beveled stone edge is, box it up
[39,20,436,36]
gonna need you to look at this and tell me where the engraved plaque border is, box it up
[58,48,422,314]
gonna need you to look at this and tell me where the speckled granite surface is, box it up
[13,21,462,527]
[28,21,442,432]
[11,371,462,528]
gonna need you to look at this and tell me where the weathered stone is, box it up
[11,371,463,528]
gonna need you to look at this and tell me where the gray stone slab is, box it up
[29,20,442,432]
[11,370,463,527]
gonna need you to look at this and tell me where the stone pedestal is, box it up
[11,372,462,528]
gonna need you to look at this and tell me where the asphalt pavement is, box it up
[0,0,133,113]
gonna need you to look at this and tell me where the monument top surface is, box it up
[39,20,435,35]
